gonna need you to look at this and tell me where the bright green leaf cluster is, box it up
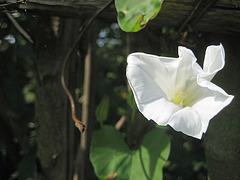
[115,0,164,32]
[90,126,171,180]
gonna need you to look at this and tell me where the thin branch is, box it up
[5,12,34,44]
[0,0,25,8]
[61,0,114,133]
[191,0,218,28]
[178,0,218,46]
[0,0,26,13]
[177,0,203,34]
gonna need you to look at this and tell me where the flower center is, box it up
[171,92,187,107]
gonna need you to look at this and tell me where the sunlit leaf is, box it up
[90,126,170,180]
[115,0,164,32]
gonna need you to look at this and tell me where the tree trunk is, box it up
[34,16,82,180]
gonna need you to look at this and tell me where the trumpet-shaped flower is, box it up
[126,44,234,139]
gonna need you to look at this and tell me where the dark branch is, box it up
[0,0,25,12]
[177,0,203,34]
[6,12,34,44]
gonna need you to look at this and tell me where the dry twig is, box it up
[61,0,114,133]
[115,115,126,130]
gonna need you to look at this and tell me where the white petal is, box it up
[178,46,197,61]
[193,79,234,132]
[168,107,203,139]
[173,46,201,93]
[126,53,180,125]
[127,53,180,97]
[202,44,225,80]
[141,98,180,125]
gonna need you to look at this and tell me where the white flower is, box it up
[126,44,234,139]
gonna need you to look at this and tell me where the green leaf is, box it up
[90,126,170,180]
[115,0,164,32]
[95,96,110,123]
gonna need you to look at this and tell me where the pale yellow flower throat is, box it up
[171,92,188,107]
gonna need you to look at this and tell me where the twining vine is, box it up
[60,0,114,133]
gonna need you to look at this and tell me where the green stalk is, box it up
[131,109,136,125]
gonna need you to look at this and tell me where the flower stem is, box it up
[131,109,136,124]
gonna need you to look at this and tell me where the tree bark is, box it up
[34,16,82,180]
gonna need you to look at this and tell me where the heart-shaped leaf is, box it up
[90,126,170,179]
[115,0,164,32]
